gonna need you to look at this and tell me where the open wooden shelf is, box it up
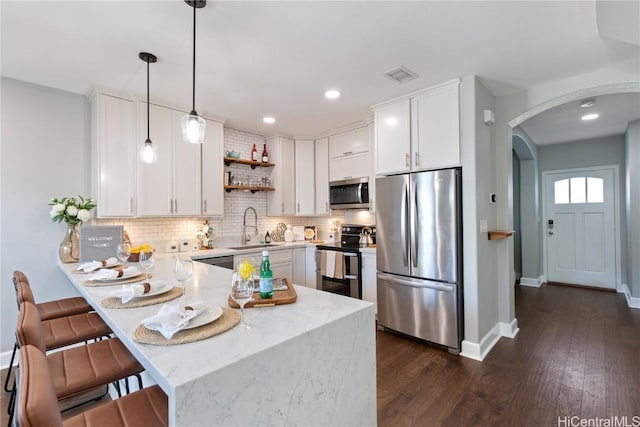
[224,185,275,194]
[488,230,515,241]
[223,157,275,169]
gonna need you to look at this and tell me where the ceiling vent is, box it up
[384,66,419,84]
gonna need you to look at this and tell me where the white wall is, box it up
[625,120,640,297]
[1,77,91,354]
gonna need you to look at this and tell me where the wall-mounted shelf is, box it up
[224,185,275,194]
[223,157,275,169]
[488,230,515,241]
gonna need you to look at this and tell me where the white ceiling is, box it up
[2,1,639,138]
[520,92,640,145]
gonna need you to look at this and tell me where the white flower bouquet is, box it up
[48,196,96,225]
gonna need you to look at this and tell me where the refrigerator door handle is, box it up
[401,181,409,267]
[411,178,418,268]
[378,273,455,292]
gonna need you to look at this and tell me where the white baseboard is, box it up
[499,318,520,338]
[460,318,518,361]
[620,284,640,309]
[520,275,544,288]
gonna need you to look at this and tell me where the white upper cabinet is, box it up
[330,151,371,182]
[375,79,460,175]
[92,93,136,217]
[201,119,224,217]
[329,126,370,158]
[294,139,315,216]
[329,125,372,182]
[137,103,201,216]
[374,99,411,175]
[314,137,330,216]
[411,82,460,170]
[267,136,295,216]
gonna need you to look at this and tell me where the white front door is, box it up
[544,168,616,289]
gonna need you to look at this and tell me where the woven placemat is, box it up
[132,308,240,345]
[83,273,151,287]
[100,287,183,309]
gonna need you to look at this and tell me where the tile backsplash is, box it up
[93,127,378,250]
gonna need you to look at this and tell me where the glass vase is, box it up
[59,223,80,263]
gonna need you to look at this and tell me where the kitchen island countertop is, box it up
[59,254,376,426]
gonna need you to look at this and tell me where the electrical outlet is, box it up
[480,220,488,233]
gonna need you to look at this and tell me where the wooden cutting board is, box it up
[228,278,297,308]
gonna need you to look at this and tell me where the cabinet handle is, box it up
[405,153,410,168]
[415,152,420,167]
[130,198,133,214]
[174,199,178,214]
[297,203,300,213]
[282,202,284,213]
[169,199,173,214]
[203,200,207,213]
[326,202,329,213]
[343,151,352,155]
[343,176,353,179]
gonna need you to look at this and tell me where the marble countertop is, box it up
[183,241,315,260]
[59,254,373,391]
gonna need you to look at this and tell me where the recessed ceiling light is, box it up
[580,99,595,108]
[325,90,340,99]
[581,113,599,121]
[263,117,275,124]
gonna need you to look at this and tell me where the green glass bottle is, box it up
[259,250,273,298]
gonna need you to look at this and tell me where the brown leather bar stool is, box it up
[13,302,144,416]
[16,345,168,427]
[5,271,95,394]
[13,271,93,320]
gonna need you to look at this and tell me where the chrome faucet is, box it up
[242,207,258,245]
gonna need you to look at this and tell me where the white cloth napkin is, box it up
[77,257,118,272]
[141,301,207,339]
[108,280,164,303]
[87,266,138,281]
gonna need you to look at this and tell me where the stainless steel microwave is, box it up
[329,177,369,210]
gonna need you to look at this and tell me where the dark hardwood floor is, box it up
[2,284,638,426]
[377,283,640,427]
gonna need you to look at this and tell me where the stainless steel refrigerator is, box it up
[376,168,462,352]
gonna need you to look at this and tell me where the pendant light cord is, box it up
[146,59,150,140]
[192,3,196,112]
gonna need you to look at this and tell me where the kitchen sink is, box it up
[227,244,278,250]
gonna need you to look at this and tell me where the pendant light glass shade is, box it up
[182,0,206,144]
[139,52,158,163]
[182,111,206,144]
[140,139,157,163]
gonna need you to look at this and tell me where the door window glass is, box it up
[554,177,604,204]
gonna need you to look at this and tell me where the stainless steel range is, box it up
[315,225,376,299]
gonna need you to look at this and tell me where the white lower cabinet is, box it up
[361,251,377,313]
[292,248,306,286]
[234,249,292,283]
[305,245,317,289]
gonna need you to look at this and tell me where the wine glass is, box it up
[116,243,131,268]
[174,258,194,299]
[138,251,154,280]
[230,271,255,330]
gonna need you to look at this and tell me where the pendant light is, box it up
[139,52,158,163]
[182,0,206,144]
